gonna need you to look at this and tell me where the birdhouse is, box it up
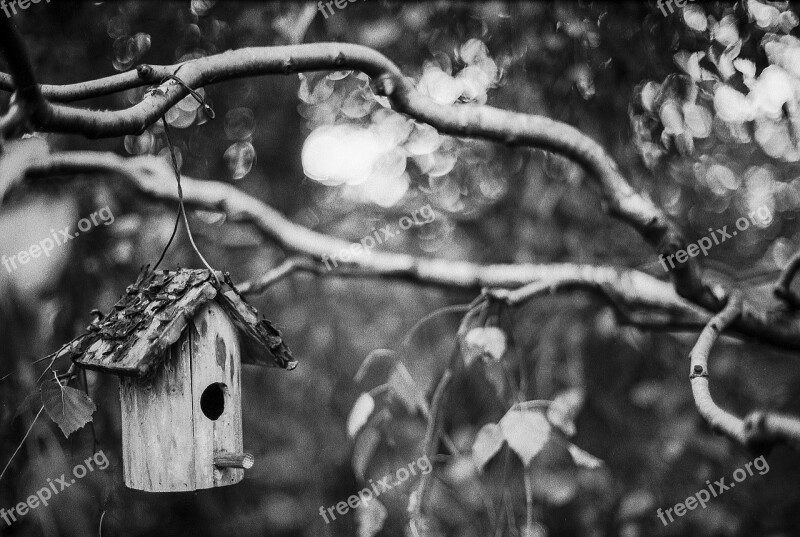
[67,268,295,493]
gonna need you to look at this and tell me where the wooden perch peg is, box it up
[214,451,255,470]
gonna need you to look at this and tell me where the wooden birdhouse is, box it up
[67,268,295,493]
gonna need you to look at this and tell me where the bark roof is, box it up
[68,268,296,378]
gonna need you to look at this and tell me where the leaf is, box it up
[354,349,399,388]
[733,58,756,79]
[40,381,96,437]
[673,51,704,81]
[566,443,603,469]
[714,84,755,123]
[748,0,780,30]
[499,408,551,467]
[471,423,505,471]
[546,388,585,437]
[387,362,427,415]
[522,522,548,537]
[352,425,381,480]
[683,5,707,32]
[713,15,739,46]
[357,497,388,537]
[659,99,684,135]
[348,392,376,438]
[640,81,661,113]
[683,103,712,139]
[462,327,507,366]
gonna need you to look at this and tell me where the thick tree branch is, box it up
[0,45,404,137]
[16,149,800,448]
[27,152,697,303]
[0,42,706,304]
[15,150,800,351]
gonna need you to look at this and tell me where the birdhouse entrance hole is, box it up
[200,382,226,421]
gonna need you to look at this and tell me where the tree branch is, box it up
[688,293,747,444]
[0,42,707,304]
[774,250,800,308]
[17,150,800,350]
[0,17,46,124]
[689,293,800,449]
[411,368,452,521]
[236,256,314,295]
[744,411,800,449]
[15,149,800,450]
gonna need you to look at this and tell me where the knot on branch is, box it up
[689,364,707,378]
[744,411,767,438]
[281,59,295,74]
[774,285,800,310]
[742,411,778,454]
[137,64,155,81]
[372,74,396,97]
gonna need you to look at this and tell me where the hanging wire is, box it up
[162,74,215,119]
[160,118,220,284]
[151,73,219,284]
[152,208,181,271]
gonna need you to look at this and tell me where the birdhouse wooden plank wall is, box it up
[119,301,244,491]
[68,268,295,493]
[189,301,244,489]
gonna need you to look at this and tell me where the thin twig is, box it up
[688,293,746,444]
[236,256,315,294]
[81,368,98,452]
[0,404,45,484]
[411,368,452,519]
[523,470,534,535]
[410,336,466,522]
[401,304,472,351]
[98,510,106,537]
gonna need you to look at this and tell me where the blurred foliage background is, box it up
[2,1,800,536]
